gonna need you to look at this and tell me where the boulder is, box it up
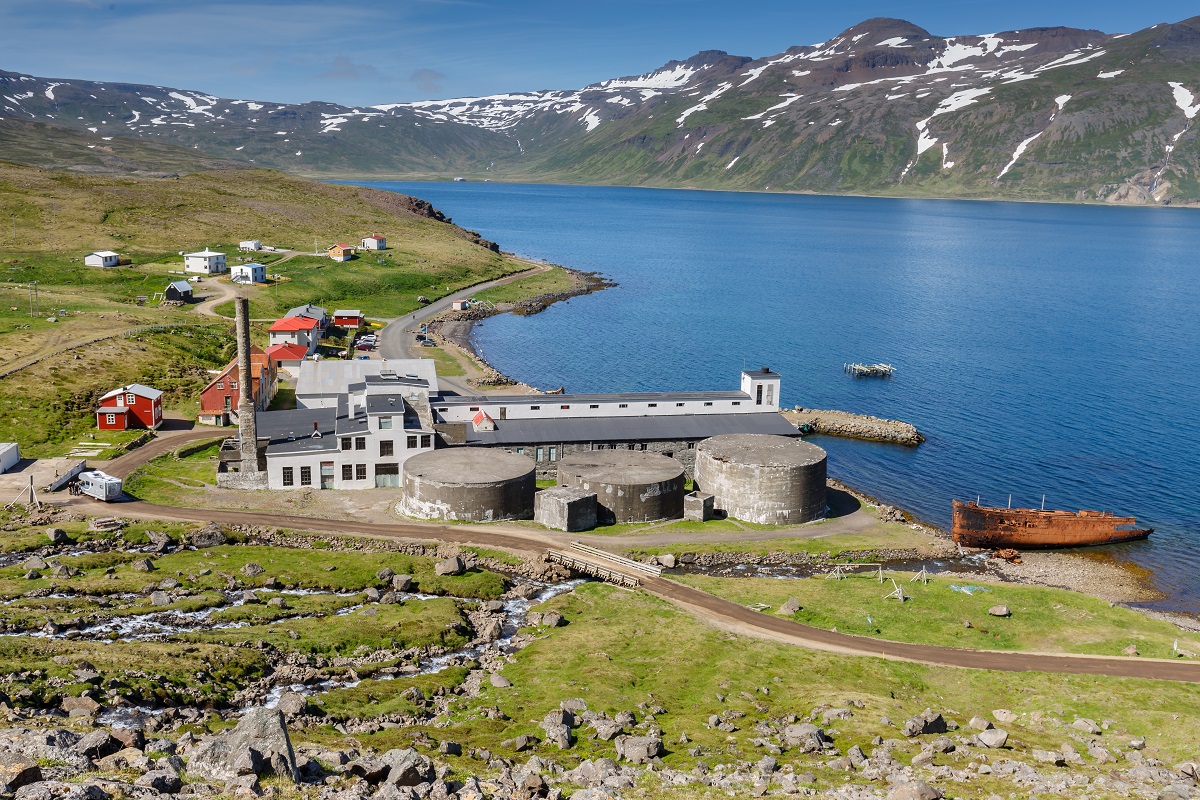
[375,567,395,583]
[777,598,801,616]
[977,728,1009,749]
[62,695,102,717]
[47,528,70,545]
[993,709,1018,724]
[150,591,172,607]
[476,618,503,641]
[0,751,42,792]
[378,749,434,787]
[347,757,390,783]
[436,741,461,757]
[902,711,948,737]
[135,770,183,793]
[146,530,173,550]
[392,574,413,592]
[364,588,382,603]
[657,554,676,569]
[590,719,624,741]
[1123,644,1139,656]
[240,563,265,578]
[73,731,119,758]
[1033,749,1067,766]
[489,674,512,688]
[614,735,662,764]
[987,605,1011,618]
[186,707,298,783]
[434,557,464,576]
[1072,718,1102,735]
[501,735,534,753]
[189,523,227,548]
[267,597,287,609]
[541,610,565,628]
[159,578,181,590]
[131,558,155,573]
[968,716,993,731]
[111,728,144,750]
[23,556,49,570]
[887,781,944,800]
[783,723,828,753]
[276,692,308,718]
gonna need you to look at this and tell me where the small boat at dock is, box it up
[951,499,1152,550]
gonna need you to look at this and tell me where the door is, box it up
[320,462,335,490]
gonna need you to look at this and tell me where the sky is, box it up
[1,0,1197,107]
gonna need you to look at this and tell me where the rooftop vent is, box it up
[311,420,322,439]
[380,370,398,380]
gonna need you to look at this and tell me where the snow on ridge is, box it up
[998,132,1042,178]
[1097,70,1124,79]
[580,109,602,131]
[739,53,803,87]
[1169,82,1200,119]
[742,94,802,120]
[44,82,65,100]
[876,37,911,48]
[676,82,733,127]
[596,63,706,90]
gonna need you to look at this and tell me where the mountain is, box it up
[3,16,1200,204]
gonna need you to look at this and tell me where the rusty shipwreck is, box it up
[951,499,1152,550]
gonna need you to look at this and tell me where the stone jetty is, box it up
[784,407,924,446]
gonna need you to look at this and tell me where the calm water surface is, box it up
[353,181,1200,611]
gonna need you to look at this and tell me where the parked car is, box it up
[355,355,371,360]
[420,339,436,347]
[355,343,373,351]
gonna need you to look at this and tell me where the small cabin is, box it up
[360,235,386,250]
[164,280,193,303]
[239,240,262,252]
[451,300,470,311]
[96,384,163,431]
[327,244,356,262]
[184,248,227,274]
[332,309,365,328]
[84,251,120,268]
[231,263,267,284]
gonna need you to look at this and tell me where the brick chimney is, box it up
[235,296,260,473]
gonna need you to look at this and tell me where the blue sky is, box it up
[2,1,1196,106]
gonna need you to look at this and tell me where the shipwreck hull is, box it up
[951,500,1152,550]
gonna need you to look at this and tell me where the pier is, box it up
[784,407,924,446]
[844,363,895,378]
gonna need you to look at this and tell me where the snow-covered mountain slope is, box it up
[3,16,1199,203]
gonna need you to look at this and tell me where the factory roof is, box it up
[434,390,748,406]
[257,407,339,455]
[296,359,439,398]
[463,412,799,446]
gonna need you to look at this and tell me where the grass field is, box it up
[471,267,578,305]
[676,572,1200,659]
[626,524,939,557]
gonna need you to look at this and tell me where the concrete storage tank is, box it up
[397,449,535,522]
[695,434,826,524]
[557,451,685,524]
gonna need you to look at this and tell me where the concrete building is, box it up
[184,249,227,274]
[0,443,20,474]
[295,359,439,409]
[239,240,262,252]
[84,251,120,268]
[231,263,267,284]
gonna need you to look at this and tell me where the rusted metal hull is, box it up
[952,500,1152,550]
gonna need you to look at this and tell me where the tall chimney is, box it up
[235,296,260,473]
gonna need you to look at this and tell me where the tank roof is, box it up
[403,448,534,484]
[698,433,826,467]
[557,450,685,484]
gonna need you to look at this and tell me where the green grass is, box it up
[123,441,225,503]
[268,386,296,411]
[461,546,525,567]
[471,267,577,305]
[675,573,1200,659]
[419,345,466,377]
[313,666,472,721]
[185,598,470,656]
[0,543,507,601]
[627,525,938,558]
[409,581,1200,775]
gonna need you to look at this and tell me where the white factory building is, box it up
[243,362,795,490]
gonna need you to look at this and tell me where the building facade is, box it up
[84,251,120,268]
[184,249,227,274]
[231,263,267,284]
[198,346,278,426]
[96,384,163,431]
[268,316,321,356]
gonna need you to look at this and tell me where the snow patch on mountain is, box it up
[677,82,733,126]
[1169,82,1200,119]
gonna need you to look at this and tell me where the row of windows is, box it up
[341,434,433,455]
[447,400,732,414]
[515,445,557,462]
[214,381,238,390]
[281,465,313,487]
[341,464,369,481]
[283,463,395,486]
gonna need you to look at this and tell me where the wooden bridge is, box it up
[547,542,662,588]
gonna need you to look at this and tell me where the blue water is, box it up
[352,181,1200,610]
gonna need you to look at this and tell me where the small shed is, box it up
[231,263,267,284]
[239,240,262,252]
[360,235,386,250]
[327,244,356,262]
[164,280,194,302]
[332,309,365,328]
[84,251,120,268]
[451,300,470,311]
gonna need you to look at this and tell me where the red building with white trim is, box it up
[197,346,279,426]
[96,384,163,431]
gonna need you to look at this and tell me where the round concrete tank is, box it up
[694,434,827,525]
[397,449,535,522]
[557,451,685,524]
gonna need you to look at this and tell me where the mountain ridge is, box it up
[2,16,1199,204]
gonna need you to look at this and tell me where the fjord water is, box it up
[359,181,1200,611]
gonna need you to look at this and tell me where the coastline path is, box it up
[378,257,550,396]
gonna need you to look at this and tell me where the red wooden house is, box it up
[96,384,163,431]
[332,309,365,328]
[198,346,278,426]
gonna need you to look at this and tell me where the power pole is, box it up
[28,282,38,318]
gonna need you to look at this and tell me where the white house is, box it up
[239,240,262,252]
[268,316,321,356]
[360,235,386,250]
[184,249,227,274]
[84,251,120,268]
[231,263,267,284]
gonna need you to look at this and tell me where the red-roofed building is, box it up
[265,343,309,372]
[269,315,321,356]
[360,235,386,250]
[327,244,356,262]
[198,346,278,426]
[96,384,163,431]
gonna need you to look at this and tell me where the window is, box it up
[703,401,713,407]
[732,401,741,406]
[469,406,479,412]
[618,403,628,409]
[341,438,352,451]
[300,466,312,486]
[230,382,237,391]
[407,435,418,449]
[687,442,696,449]
[379,416,392,430]
[437,407,448,412]
[536,447,544,462]
[530,405,540,411]
[627,444,635,450]
[356,464,366,480]
[589,404,599,409]
[676,402,685,407]
[126,393,136,404]
[639,443,647,451]
[560,405,570,410]
[216,382,224,389]
[548,446,557,462]
[380,440,394,457]
[421,435,431,448]
[516,447,524,455]
[282,467,294,487]
[356,437,366,450]
[342,464,354,481]
[663,451,674,459]
[105,413,115,425]
[648,403,657,408]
